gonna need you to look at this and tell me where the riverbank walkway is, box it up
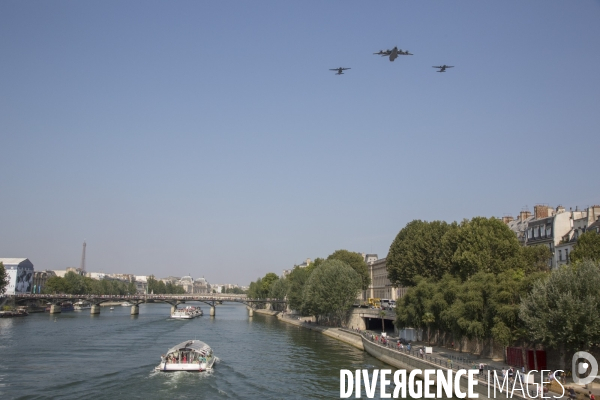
[275,311,599,399]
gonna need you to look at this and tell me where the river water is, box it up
[0,303,401,399]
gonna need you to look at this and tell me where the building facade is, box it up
[363,256,407,302]
[0,258,34,295]
[32,270,56,294]
[504,204,599,269]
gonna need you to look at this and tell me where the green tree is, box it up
[268,278,287,300]
[128,282,138,295]
[302,259,362,324]
[395,277,436,333]
[570,231,600,263]
[519,245,553,274]
[286,266,311,312]
[386,220,457,287]
[520,260,600,370]
[64,271,86,295]
[44,276,68,294]
[422,312,435,344]
[147,275,158,294]
[451,217,522,280]
[248,272,280,299]
[379,309,387,332]
[0,262,8,295]
[327,249,370,290]
[247,278,262,299]
[261,273,279,297]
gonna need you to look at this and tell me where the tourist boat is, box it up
[155,340,215,372]
[121,302,133,307]
[109,307,115,311]
[74,301,92,311]
[61,302,74,312]
[170,306,203,319]
[0,309,29,318]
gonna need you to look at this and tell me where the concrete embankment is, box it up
[362,337,527,400]
[251,309,363,350]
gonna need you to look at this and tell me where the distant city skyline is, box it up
[1,1,599,284]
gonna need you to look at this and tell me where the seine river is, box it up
[0,303,401,399]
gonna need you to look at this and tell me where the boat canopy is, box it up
[166,340,211,356]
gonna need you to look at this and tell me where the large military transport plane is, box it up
[330,67,351,75]
[374,47,413,61]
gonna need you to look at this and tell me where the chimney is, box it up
[502,216,514,224]
[534,205,550,219]
[588,205,600,225]
[519,210,532,221]
[556,205,565,213]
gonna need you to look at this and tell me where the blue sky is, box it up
[1,1,599,285]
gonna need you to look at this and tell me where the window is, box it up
[566,249,569,264]
[559,250,563,261]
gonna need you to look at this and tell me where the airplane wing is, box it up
[432,66,442,68]
[446,66,454,68]
[329,69,339,71]
[342,68,350,70]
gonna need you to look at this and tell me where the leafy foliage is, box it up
[520,260,600,356]
[0,262,9,295]
[570,231,600,263]
[391,217,560,348]
[302,259,362,324]
[43,271,147,295]
[450,217,522,280]
[285,266,312,312]
[327,250,370,290]
[248,272,281,299]
[386,220,457,287]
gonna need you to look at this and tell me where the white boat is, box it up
[109,307,115,310]
[156,340,215,372]
[121,302,133,307]
[170,306,203,319]
[73,301,92,311]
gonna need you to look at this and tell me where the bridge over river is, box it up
[10,293,286,317]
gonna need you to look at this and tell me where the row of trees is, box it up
[387,218,552,287]
[42,273,188,296]
[44,271,138,295]
[390,217,553,347]
[248,250,369,325]
[146,276,186,295]
[391,217,600,366]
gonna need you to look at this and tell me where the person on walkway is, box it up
[589,391,596,400]
[419,348,424,358]
[479,363,484,375]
